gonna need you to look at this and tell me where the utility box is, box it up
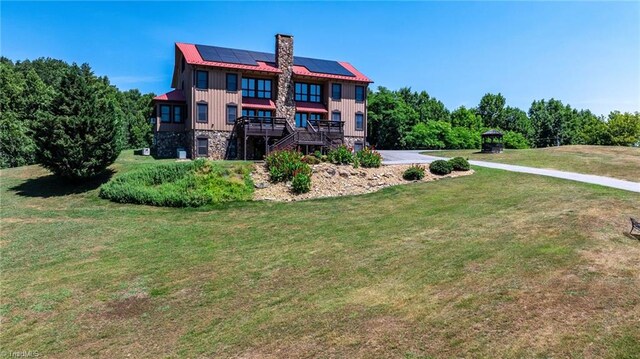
[142,148,150,156]
[176,148,187,159]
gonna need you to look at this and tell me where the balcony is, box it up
[236,116,287,137]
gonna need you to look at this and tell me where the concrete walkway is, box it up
[378,150,640,193]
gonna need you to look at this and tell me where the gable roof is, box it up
[175,42,372,83]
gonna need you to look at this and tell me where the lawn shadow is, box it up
[10,169,114,198]
[623,232,640,241]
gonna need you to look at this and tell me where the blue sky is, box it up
[2,1,639,115]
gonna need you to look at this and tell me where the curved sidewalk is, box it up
[378,150,640,193]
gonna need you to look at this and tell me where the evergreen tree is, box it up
[33,63,120,180]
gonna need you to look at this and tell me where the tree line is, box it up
[366,87,640,150]
[0,57,155,169]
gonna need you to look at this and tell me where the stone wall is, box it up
[275,34,296,125]
[154,131,187,158]
[343,136,366,149]
[191,130,234,160]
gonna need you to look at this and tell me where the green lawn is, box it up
[2,151,639,358]
[427,145,640,182]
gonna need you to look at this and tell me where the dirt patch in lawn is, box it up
[103,295,152,319]
[252,162,474,202]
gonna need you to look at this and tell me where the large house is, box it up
[152,34,372,160]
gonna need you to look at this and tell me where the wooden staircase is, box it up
[269,119,343,153]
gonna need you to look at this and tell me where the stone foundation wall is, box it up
[154,131,187,158]
[343,136,365,149]
[191,130,234,160]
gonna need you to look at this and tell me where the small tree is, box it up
[34,64,121,181]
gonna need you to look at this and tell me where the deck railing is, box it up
[236,116,287,131]
[307,119,345,133]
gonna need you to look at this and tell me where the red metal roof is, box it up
[176,43,281,74]
[175,42,372,83]
[295,102,328,113]
[153,89,185,101]
[242,98,276,110]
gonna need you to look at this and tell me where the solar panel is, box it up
[294,56,355,77]
[194,44,356,77]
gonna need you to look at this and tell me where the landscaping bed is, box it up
[252,162,474,201]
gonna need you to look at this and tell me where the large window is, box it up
[226,73,238,92]
[196,70,208,89]
[297,113,322,127]
[355,113,364,131]
[331,111,341,123]
[197,138,208,157]
[173,106,184,123]
[331,83,342,100]
[295,83,322,103]
[160,105,171,123]
[242,78,272,98]
[197,103,208,123]
[226,104,237,124]
[355,85,365,102]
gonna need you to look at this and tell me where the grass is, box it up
[1,151,639,358]
[99,159,254,207]
[427,145,640,182]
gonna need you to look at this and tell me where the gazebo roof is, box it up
[481,129,503,137]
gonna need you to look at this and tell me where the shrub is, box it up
[429,160,453,175]
[99,160,253,207]
[327,145,353,165]
[356,147,382,168]
[448,157,470,171]
[265,149,311,183]
[291,172,311,194]
[302,155,321,165]
[503,131,530,149]
[403,165,426,180]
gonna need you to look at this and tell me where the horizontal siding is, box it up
[327,82,366,138]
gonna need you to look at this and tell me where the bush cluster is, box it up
[291,172,311,193]
[448,157,470,171]
[355,147,382,168]
[265,150,311,183]
[403,165,426,180]
[99,160,253,207]
[327,145,354,165]
[429,160,453,175]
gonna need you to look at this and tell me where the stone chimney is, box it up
[275,34,295,124]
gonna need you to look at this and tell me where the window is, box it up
[331,111,341,122]
[355,113,364,131]
[355,86,365,102]
[226,104,237,124]
[295,113,308,128]
[295,83,322,103]
[354,142,364,152]
[242,109,272,117]
[173,106,184,123]
[196,70,208,89]
[197,138,208,157]
[160,105,171,123]
[226,73,238,92]
[181,57,185,72]
[298,113,322,127]
[331,83,342,100]
[197,103,208,123]
[242,77,271,98]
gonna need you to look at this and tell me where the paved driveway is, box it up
[378,150,640,193]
